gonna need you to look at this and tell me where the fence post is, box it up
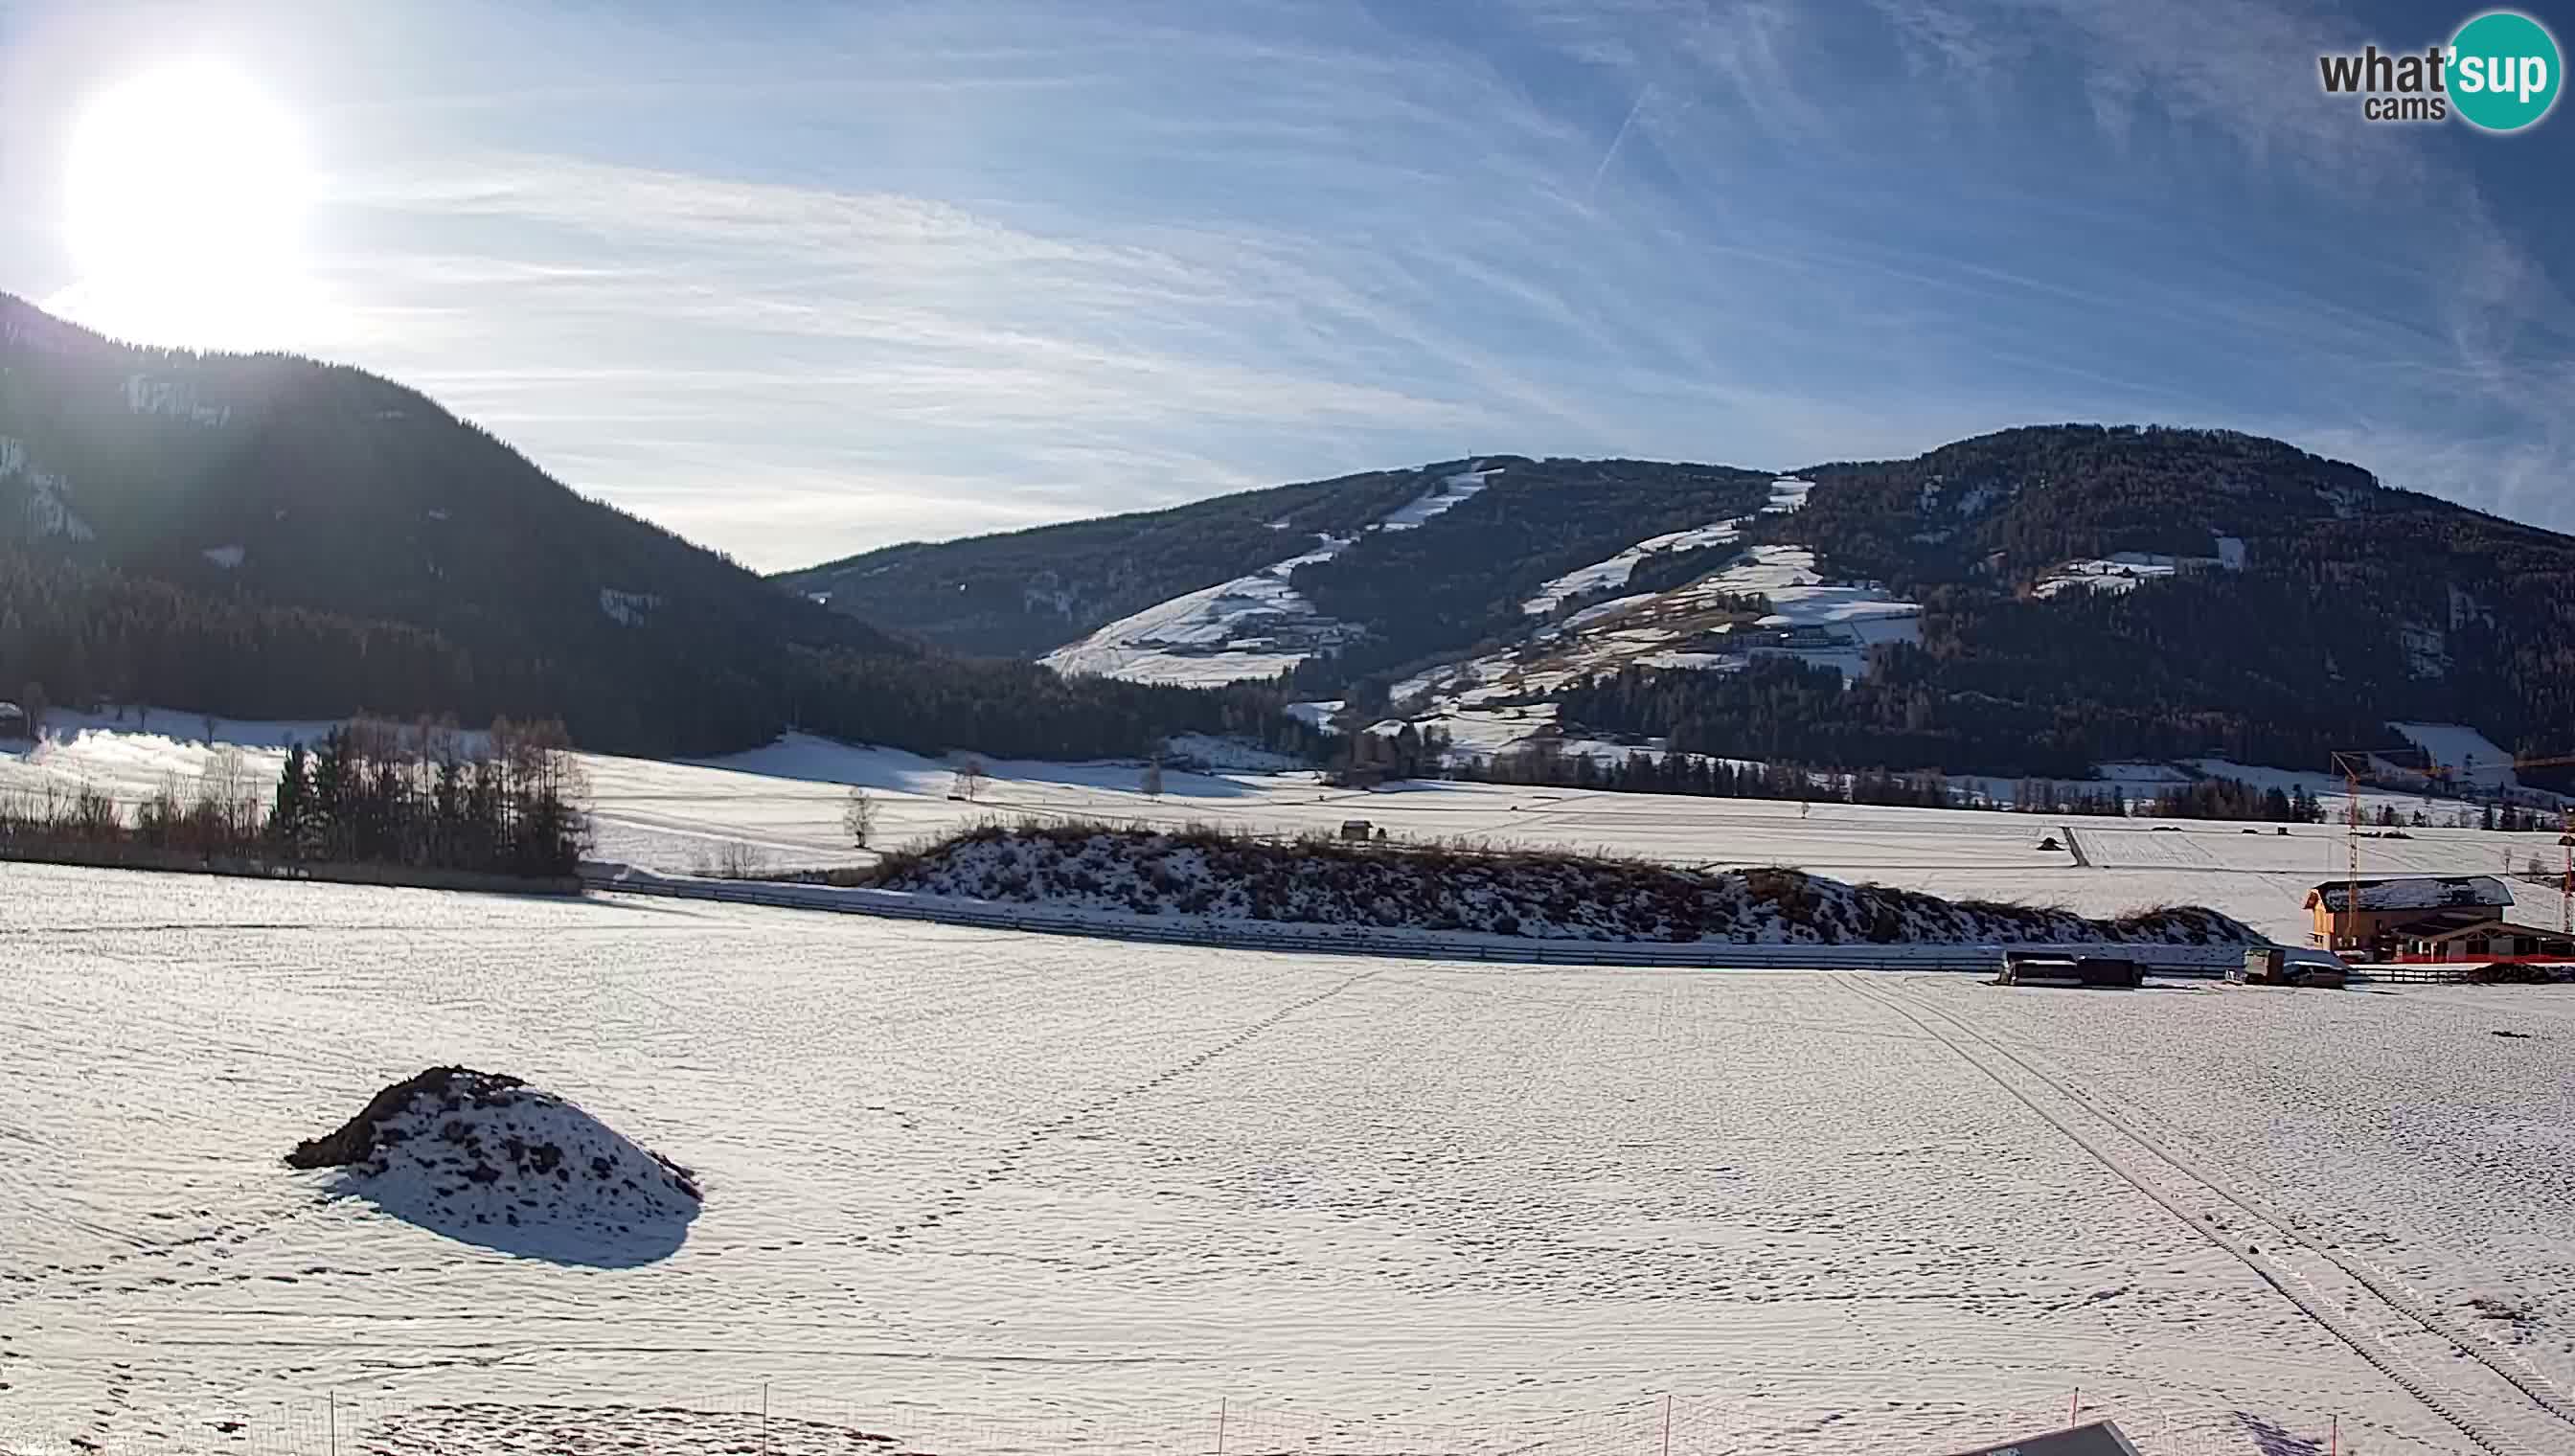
[327,1391,337,1456]
[1217,1397,1227,1456]
[1659,1393,1672,1456]
[2068,1387,2078,1428]
[762,1381,770,1456]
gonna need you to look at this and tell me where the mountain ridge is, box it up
[783,424,2575,783]
[0,293,1320,762]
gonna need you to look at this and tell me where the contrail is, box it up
[1587,84,1652,200]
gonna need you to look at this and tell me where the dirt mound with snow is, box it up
[290,1067,700,1263]
[872,823,2259,945]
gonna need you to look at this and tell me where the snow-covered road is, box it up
[6,864,2572,1456]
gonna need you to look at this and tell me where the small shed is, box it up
[1339,819,1374,842]
[0,701,26,740]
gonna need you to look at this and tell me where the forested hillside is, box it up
[781,467,1439,657]
[1568,425,2575,780]
[788,456,1777,676]
[0,295,1319,761]
[786,420,2573,786]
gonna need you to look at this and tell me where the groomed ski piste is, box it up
[8,717,2575,1456]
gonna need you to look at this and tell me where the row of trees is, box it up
[0,717,590,878]
[2144,780,2329,823]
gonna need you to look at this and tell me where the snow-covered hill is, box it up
[1391,477,1921,758]
[1041,466,1501,686]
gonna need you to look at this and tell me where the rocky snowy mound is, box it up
[873,823,2258,945]
[288,1068,700,1263]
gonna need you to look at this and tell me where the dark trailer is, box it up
[1997,952,2143,989]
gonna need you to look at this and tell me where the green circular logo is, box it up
[2450,10,2562,131]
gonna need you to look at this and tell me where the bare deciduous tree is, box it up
[842,785,877,849]
[952,756,986,803]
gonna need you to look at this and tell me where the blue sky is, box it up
[1,0,2569,569]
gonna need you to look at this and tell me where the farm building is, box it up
[2305,876,2513,954]
[2388,913,2575,963]
[0,700,26,740]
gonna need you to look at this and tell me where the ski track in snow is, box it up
[5,863,2575,1455]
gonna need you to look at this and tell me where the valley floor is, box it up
[10,720,2563,946]
[6,864,2574,1456]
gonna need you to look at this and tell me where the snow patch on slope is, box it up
[1377,466,1498,530]
[599,588,662,627]
[202,545,245,570]
[1520,518,1745,616]
[2033,552,2183,598]
[125,374,231,426]
[1761,477,1813,513]
[1040,466,1500,687]
[3,440,95,543]
[2388,722,2519,790]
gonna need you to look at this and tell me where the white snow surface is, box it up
[1759,475,1812,512]
[295,1070,701,1265]
[1157,733,1307,773]
[1375,465,1497,530]
[598,588,661,627]
[2307,875,2513,913]
[1285,699,1344,733]
[1037,530,1354,686]
[2034,553,2182,598]
[201,545,245,570]
[7,717,2559,946]
[124,373,231,426]
[1517,518,1743,617]
[2,438,96,543]
[2388,722,2520,788]
[8,864,2575,1456]
[1041,466,1498,687]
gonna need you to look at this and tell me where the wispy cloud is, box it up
[3,0,2567,567]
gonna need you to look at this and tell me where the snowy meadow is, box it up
[5,861,2575,1456]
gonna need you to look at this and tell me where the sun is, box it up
[57,60,325,350]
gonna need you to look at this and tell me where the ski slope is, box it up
[1039,466,1499,687]
[6,864,2575,1456]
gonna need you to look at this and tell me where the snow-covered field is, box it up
[5,719,2561,946]
[6,862,2575,1456]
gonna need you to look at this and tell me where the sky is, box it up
[0,0,2569,571]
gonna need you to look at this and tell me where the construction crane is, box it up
[2330,747,2575,944]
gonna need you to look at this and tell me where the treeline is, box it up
[266,719,587,876]
[0,717,589,877]
[1430,739,2401,826]
[1555,607,2408,781]
[0,546,1333,765]
[2145,779,2327,822]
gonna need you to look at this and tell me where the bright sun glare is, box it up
[57,60,325,349]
